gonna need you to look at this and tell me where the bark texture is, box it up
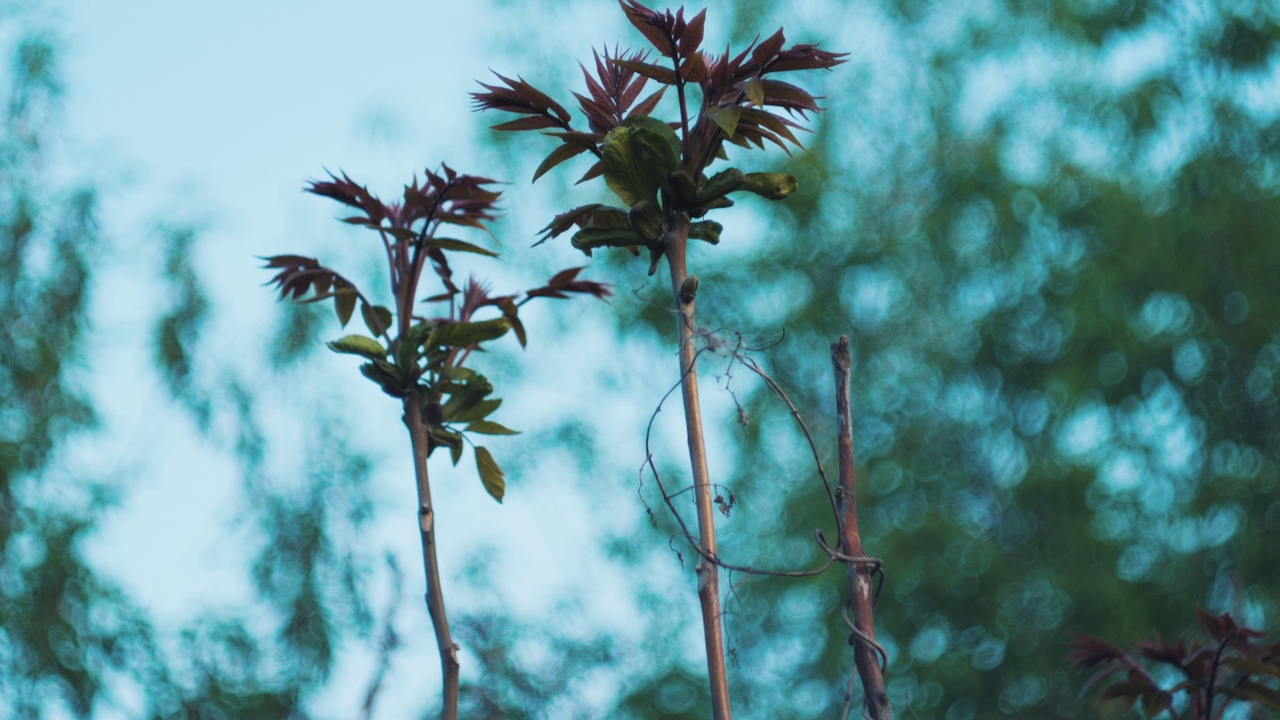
[833,336,891,720]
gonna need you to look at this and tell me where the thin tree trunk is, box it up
[403,391,460,720]
[833,336,891,719]
[664,212,733,720]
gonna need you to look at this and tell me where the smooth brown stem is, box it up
[664,213,733,720]
[403,391,460,720]
[833,336,892,720]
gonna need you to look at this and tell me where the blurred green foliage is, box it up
[0,18,163,718]
[582,1,1280,717]
[0,7,386,718]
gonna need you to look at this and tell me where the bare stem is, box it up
[403,390,460,720]
[664,213,733,720]
[833,336,892,720]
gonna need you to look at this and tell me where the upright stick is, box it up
[665,214,733,720]
[404,391,460,720]
[833,336,891,719]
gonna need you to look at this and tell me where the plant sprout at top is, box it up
[263,165,610,501]
[472,0,846,274]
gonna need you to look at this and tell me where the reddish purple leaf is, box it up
[680,8,707,59]
[619,0,678,57]
[627,87,667,119]
[472,71,573,124]
[608,57,678,85]
[761,78,820,114]
[1069,634,1127,670]
[768,42,849,73]
[534,143,591,182]
[751,28,786,69]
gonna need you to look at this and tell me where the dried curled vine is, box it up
[634,327,890,718]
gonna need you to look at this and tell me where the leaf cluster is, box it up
[1071,608,1280,718]
[264,168,610,501]
[471,0,845,274]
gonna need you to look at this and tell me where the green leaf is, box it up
[475,446,506,502]
[571,226,647,252]
[446,398,502,424]
[585,205,632,229]
[327,334,387,360]
[534,143,590,182]
[405,321,434,348]
[441,366,478,382]
[696,168,747,206]
[360,303,392,336]
[627,199,664,242]
[426,237,498,257]
[740,172,798,201]
[705,105,742,137]
[602,116,680,207]
[465,419,520,435]
[438,369,495,415]
[430,426,464,465]
[601,126,647,206]
[629,115,681,171]
[358,359,407,397]
[736,77,765,107]
[430,317,511,348]
[335,289,357,327]
[688,220,723,245]
[668,170,699,207]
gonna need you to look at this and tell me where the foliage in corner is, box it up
[1071,608,1280,719]
[263,165,610,502]
[472,0,846,273]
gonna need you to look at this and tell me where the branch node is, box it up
[679,274,700,305]
[695,561,712,592]
[419,503,434,533]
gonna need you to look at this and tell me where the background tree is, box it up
[0,17,168,717]
[471,0,1280,717]
[0,5,437,717]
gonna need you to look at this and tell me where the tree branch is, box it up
[664,212,733,720]
[833,335,892,720]
[403,389,460,720]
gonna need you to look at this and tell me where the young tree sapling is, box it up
[473,4,845,716]
[262,166,609,720]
